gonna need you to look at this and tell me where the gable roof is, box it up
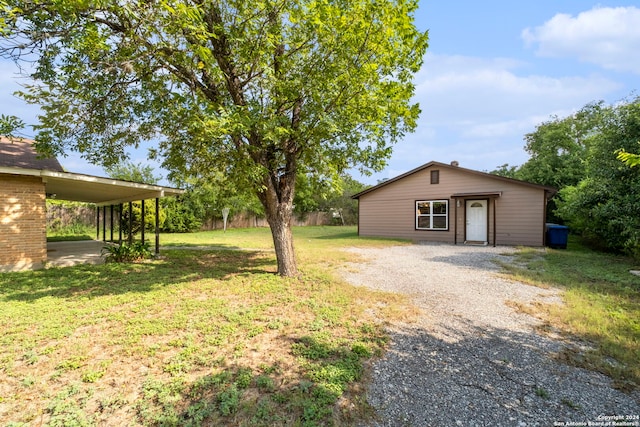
[0,136,65,172]
[0,136,184,206]
[351,161,557,199]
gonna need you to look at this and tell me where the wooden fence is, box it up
[47,204,334,231]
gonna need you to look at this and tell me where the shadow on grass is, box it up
[161,243,247,250]
[135,334,373,426]
[124,321,639,426]
[0,249,276,302]
[312,231,359,240]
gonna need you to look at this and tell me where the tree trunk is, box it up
[258,166,298,277]
[265,203,297,276]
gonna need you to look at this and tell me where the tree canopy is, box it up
[0,0,428,275]
[492,96,640,257]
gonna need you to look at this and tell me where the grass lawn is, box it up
[0,226,414,426]
[500,236,640,391]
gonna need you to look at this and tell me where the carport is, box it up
[0,137,183,271]
[41,169,184,254]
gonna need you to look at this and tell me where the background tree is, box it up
[517,102,603,189]
[556,98,640,257]
[489,96,640,257]
[105,161,161,185]
[491,102,604,223]
[106,161,165,235]
[317,174,368,226]
[0,1,427,276]
[292,172,366,225]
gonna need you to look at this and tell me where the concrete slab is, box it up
[46,240,107,268]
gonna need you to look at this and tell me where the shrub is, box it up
[102,241,152,263]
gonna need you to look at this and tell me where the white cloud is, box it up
[356,53,624,184]
[413,53,620,130]
[522,6,640,74]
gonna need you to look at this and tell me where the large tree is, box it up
[556,98,640,257]
[0,1,428,275]
[517,102,604,190]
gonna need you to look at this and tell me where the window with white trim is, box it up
[416,200,448,230]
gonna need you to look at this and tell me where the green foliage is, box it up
[101,241,152,263]
[493,95,640,256]
[0,114,24,137]
[294,172,367,225]
[47,385,95,427]
[617,143,640,168]
[319,174,368,226]
[161,174,266,232]
[103,162,167,234]
[119,201,166,235]
[517,102,603,189]
[160,196,204,233]
[490,163,519,179]
[105,161,161,185]
[555,98,640,258]
[0,0,428,275]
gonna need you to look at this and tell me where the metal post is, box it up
[128,201,133,245]
[102,206,106,242]
[155,198,160,254]
[118,204,123,244]
[110,205,114,242]
[141,200,145,243]
[96,207,100,240]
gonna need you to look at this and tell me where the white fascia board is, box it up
[0,166,42,177]
[40,170,167,192]
[96,191,166,207]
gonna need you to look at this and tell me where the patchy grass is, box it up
[0,226,413,426]
[47,222,96,242]
[500,237,640,390]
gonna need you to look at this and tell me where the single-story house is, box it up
[0,136,183,272]
[352,161,557,247]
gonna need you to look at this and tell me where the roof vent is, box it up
[451,160,459,167]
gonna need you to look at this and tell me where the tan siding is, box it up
[358,166,547,246]
[494,186,545,246]
[0,174,47,271]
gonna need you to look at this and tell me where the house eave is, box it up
[0,167,184,205]
[351,161,557,199]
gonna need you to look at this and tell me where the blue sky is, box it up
[1,1,640,185]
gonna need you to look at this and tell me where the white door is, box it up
[466,200,488,242]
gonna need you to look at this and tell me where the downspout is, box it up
[453,197,458,245]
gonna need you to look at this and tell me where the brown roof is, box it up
[0,136,64,172]
[351,161,557,199]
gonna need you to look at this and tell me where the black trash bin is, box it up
[546,224,569,249]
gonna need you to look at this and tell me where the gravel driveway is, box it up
[341,244,639,427]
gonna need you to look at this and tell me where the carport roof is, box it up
[0,137,183,206]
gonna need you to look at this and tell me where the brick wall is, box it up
[0,174,47,271]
